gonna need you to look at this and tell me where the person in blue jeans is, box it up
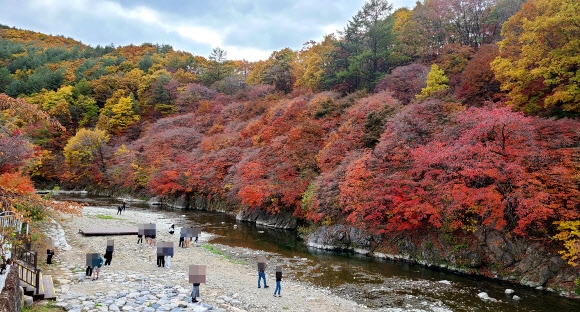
[257,260,268,288]
[274,269,282,297]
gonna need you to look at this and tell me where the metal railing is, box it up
[0,211,29,235]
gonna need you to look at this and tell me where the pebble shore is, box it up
[39,206,373,312]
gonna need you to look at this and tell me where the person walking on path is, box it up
[117,205,122,215]
[257,256,269,288]
[122,201,126,211]
[92,254,103,280]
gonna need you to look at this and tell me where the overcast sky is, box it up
[0,0,416,62]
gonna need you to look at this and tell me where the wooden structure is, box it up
[79,227,138,236]
[1,211,55,301]
[13,249,56,301]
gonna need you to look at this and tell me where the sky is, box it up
[0,0,416,62]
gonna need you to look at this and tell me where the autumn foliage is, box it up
[1,0,579,266]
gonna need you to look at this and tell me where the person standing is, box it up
[156,244,165,267]
[179,229,185,248]
[104,248,113,266]
[257,257,269,288]
[92,254,103,280]
[46,249,54,264]
[122,201,126,211]
[274,266,282,297]
[117,205,122,215]
[191,283,200,303]
[166,246,173,268]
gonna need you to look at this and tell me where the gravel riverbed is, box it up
[39,206,374,312]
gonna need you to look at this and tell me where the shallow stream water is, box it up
[54,193,580,312]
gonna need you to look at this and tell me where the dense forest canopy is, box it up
[1,0,579,266]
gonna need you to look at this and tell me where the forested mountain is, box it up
[1,0,579,283]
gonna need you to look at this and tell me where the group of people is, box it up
[257,260,283,297]
[176,226,199,248]
[79,203,283,302]
[116,201,127,215]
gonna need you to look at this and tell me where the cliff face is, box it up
[236,208,297,229]
[307,225,580,298]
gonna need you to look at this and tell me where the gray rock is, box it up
[23,296,34,307]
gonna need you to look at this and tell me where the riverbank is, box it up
[38,206,374,312]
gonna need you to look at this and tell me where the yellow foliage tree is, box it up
[553,220,580,266]
[109,96,140,133]
[416,64,449,99]
[292,35,336,91]
[491,0,580,114]
[63,127,109,181]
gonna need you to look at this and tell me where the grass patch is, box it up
[22,301,60,312]
[96,214,119,220]
[202,244,224,255]
[202,244,245,265]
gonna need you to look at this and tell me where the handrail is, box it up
[15,260,41,295]
[14,246,37,269]
[0,211,28,235]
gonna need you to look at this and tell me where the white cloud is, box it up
[175,25,223,48]
[223,45,272,62]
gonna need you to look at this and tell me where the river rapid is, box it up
[54,193,580,312]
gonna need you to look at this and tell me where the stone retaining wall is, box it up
[0,266,23,312]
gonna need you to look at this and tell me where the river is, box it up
[54,193,580,312]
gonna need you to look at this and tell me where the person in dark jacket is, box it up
[46,249,54,264]
[104,249,113,265]
[274,267,282,297]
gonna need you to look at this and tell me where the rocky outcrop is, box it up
[0,265,23,312]
[307,225,580,298]
[236,208,297,229]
